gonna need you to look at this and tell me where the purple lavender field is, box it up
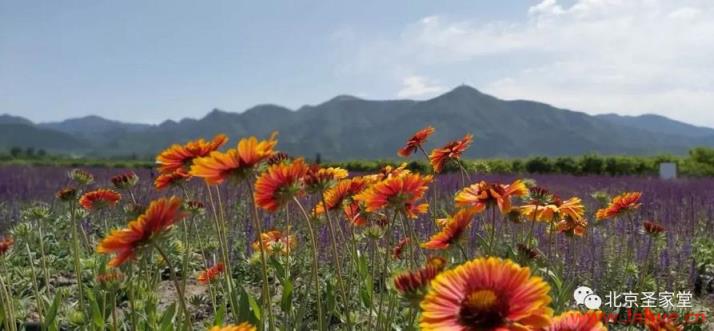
[2,164,712,292]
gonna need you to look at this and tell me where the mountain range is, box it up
[2,85,713,160]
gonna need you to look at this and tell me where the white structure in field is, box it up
[659,162,677,179]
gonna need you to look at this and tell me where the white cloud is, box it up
[337,0,714,126]
[397,75,446,98]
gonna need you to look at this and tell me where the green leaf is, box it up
[213,304,226,326]
[280,278,293,312]
[45,290,63,331]
[247,292,262,322]
[87,290,104,328]
[159,303,176,331]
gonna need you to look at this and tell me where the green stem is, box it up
[35,219,51,291]
[0,259,17,331]
[321,193,354,330]
[205,183,238,319]
[153,242,193,330]
[69,200,86,312]
[293,197,325,331]
[246,183,276,331]
[24,244,45,329]
[376,212,397,328]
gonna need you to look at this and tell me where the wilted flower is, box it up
[123,203,145,218]
[393,237,410,259]
[254,159,309,212]
[184,200,205,215]
[419,257,552,330]
[304,165,348,193]
[197,263,225,284]
[0,236,13,256]
[596,192,642,221]
[517,244,542,260]
[643,220,666,235]
[97,197,186,267]
[428,134,473,173]
[68,168,94,186]
[394,259,446,303]
[398,126,435,158]
[528,186,555,206]
[79,189,121,210]
[154,168,191,190]
[111,171,139,190]
[156,134,228,175]
[555,216,589,237]
[56,187,78,202]
[454,180,528,214]
[96,271,124,284]
[266,152,290,165]
[190,133,277,185]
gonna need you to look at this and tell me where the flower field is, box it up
[0,128,713,330]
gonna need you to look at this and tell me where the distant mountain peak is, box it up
[0,114,34,126]
[328,94,362,102]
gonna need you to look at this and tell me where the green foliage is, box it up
[5,147,714,177]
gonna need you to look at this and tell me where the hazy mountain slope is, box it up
[596,113,714,138]
[3,86,713,159]
[0,123,91,152]
[39,115,152,146]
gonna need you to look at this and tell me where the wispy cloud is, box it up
[336,0,714,126]
[397,75,446,98]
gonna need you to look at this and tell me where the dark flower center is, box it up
[458,289,506,330]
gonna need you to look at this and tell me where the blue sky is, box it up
[2,0,713,126]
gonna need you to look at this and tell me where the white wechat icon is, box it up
[584,294,603,310]
[573,286,603,310]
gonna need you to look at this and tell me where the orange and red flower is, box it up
[0,236,13,256]
[545,311,607,331]
[96,271,124,284]
[254,159,309,212]
[454,179,528,214]
[643,220,666,235]
[111,171,139,190]
[394,258,446,301]
[422,208,476,250]
[156,134,228,175]
[154,168,191,190]
[596,192,642,221]
[393,237,411,259]
[197,263,225,284]
[521,197,585,223]
[190,134,277,185]
[304,165,348,192]
[555,217,589,237]
[56,187,78,202]
[79,189,121,210]
[420,257,552,330]
[251,230,297,255]
[398,126,435,158]
[354,172,432,217]
[314,177,368,214]
[209,323,256,331]
[97,197,186,267]
[429,134,473,173]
